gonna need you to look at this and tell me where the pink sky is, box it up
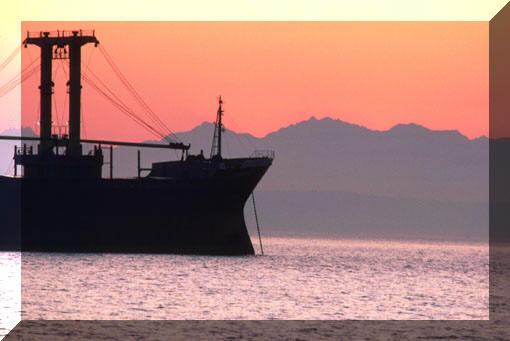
[15,21,488,141]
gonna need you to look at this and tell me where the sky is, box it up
[0,1,508,142]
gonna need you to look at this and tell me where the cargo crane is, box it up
[0,30,188,179]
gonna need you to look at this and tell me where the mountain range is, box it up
[115,116,488,203]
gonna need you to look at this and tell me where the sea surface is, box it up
[1,237,490,338]
[0,252,20,339]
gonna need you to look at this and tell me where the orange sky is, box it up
[16,21,487,141]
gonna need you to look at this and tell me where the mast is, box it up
[217,96,223,158]
[68,31,86,155]
[210,96,224,158]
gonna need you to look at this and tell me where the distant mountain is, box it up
[261,117,488,202]
[0,127,38,137]
[112,117,488,203]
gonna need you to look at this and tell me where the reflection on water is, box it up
[16,237,488,321]
[0,252,20,339]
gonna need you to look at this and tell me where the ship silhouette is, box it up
[0,30,273,255]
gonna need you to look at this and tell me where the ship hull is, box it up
[0,158,271,255]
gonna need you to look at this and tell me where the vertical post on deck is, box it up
[13,145,17,177]
[68,32,82,156]
[109,145,113,179]
[39,39,53,154]
[137,150,141,178]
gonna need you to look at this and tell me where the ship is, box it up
[0,30,273,255]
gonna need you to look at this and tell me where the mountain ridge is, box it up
[1,116,488,142]
[0,116,488,202]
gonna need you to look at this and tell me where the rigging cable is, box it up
[0,56,40,96]
[0,45,21,74]
[82,58,170,141]
[52,60,61,127]
[82,66,167,139]
[0,59,40,98]
[98,45,174,138]
[82,73,168,140]
[81,47,96,140]
[251,191,264,256]
[97,44,180,143]
[81,101,86,139]
[82,73,163,139]
[59,59,69,133]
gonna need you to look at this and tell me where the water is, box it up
[1,237,490,338]
[13,238,489,320]
[0,252,20,338]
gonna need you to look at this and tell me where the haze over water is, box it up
[4,237,486,324]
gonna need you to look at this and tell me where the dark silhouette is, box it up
[0,30,273,255]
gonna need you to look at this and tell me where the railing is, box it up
[14,145,34,156]
[250,149,275,159]
[26,30,96,39]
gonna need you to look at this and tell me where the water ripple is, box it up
[3,238,489,323]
